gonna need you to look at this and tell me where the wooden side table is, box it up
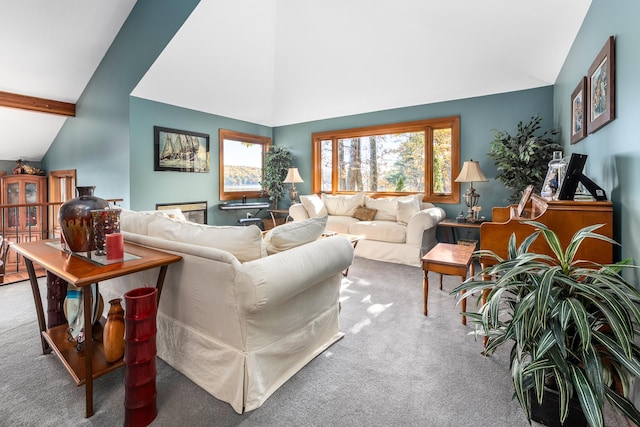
[13,240,182,418]
[268,209,291,228]
[437,218,483,243]
[421,243,475,325]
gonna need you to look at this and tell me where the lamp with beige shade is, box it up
[454,159,488,221]
[283,167,304,204]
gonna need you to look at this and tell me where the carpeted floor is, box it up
[0,257,630,426]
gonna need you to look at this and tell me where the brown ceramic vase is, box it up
[103,298,125,363]
[58,186,109,252]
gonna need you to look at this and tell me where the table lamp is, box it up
[454,159,488,220]
[283,167,304,204]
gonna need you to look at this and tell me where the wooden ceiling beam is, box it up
[0,91,75,117]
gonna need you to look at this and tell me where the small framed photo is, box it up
[570,77,587,144]
[516,185,534,218]
[154,126,210,172]
[587,36,615,134]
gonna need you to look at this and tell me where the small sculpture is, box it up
[12,159,23,174]
[13,159,45,175]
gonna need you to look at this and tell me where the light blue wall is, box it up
[554,0,640,267]
[129,97,272,225]
[41,0,200,203]
[274,86,554,220]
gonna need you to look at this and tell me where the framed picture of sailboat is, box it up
[154,126,210,172]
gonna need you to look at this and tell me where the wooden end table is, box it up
[13,239,182,418]
[421,243,475,325]
[437,218,484,243]
[268,209,291,228]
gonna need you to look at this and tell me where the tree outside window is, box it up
[312,116,460,203]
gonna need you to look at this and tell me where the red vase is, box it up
[124,287,158,427]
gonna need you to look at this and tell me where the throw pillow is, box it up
[300,194,328,217]
[364,196,397,221]
[120,208,187,236]
[352,205,377,221]
[263,215,328,255]
[397,197,422,225]
[147,216,264,262]
[321,192,364,216]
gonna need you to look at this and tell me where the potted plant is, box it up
[261,145,292,208]
[453,222,640,427]
[488,115,562,203]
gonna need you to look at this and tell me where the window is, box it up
[219,129,271,200]
[312,116,460,203]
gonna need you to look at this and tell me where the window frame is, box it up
[218,129,272,201]
[311,116,460,203]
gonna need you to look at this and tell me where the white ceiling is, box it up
[1,0,592,162]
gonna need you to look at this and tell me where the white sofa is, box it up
[289,193,446,267]
[99,209,354,414]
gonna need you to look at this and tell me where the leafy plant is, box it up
[488,115,561,203]
[453,222,640,427]
[261,145,292,208]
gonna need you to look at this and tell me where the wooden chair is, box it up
[0,237,13,284]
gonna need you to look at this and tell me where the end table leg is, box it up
[423,270,429,316]
[83,285,94,417]
[25,258,50,354]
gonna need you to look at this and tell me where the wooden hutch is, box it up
[1,174,48,272]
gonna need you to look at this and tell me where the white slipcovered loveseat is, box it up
[290,193,445,267]
[99,209,354,413]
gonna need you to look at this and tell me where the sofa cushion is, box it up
[263,216,327,255]
[352,205,377,221]
[326,216,359,234]
[348,220,407,243]
[300,194,328,218]
[364,194,423,222]
[147,216,264,262]
[321,192,364,216]
[120,208,187,235]
[397,197,422,225]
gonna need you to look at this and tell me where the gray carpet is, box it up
[0,257,629,426]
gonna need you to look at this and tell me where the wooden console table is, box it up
[14,239,182,418]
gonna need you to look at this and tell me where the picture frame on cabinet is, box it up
[570,77,587,144]
[154,126,210,173]
[587,36,615,134]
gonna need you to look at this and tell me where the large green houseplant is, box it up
[453,222,640,427]
[488,115,561,203]
[261,145,292,208]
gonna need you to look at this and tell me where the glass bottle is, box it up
[541,151,567,200]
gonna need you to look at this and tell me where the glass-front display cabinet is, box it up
[1,174,48,272]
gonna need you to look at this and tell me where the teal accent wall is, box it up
[554,0,640,267]
[129,97,272,225]
[554,0,640,405]
[41,0,200,203]
[274,86,554,220]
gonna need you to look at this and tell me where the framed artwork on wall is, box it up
[570,77,587,144]
[587,36,615,134]
[154,126,210,172]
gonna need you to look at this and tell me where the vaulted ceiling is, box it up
[1,0,592,162]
